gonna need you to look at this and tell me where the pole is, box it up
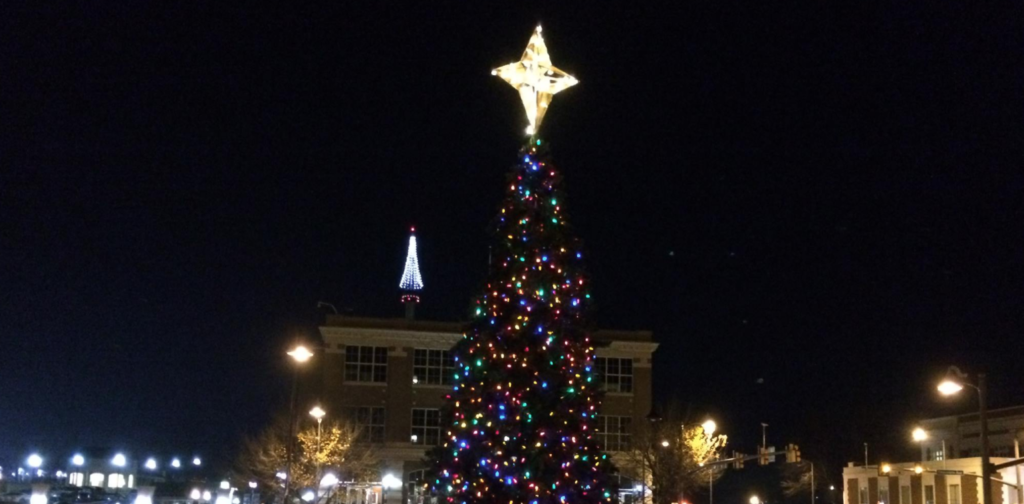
[978,373,991,504]
[315,418,323,493]
[709,469,713,504]
[284,365,298,503]
[1014,437,1022,504]
[864,443,868,466]
[762,423,768,451]
[641,452,647,504]
[942,440,947,469]
[810,463,815,504]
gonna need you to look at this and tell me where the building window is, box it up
[69,473,84,487]
[595,357,633,393]
[413,349,454,385]
[859,488,868,504]
[596,415,632,451]
[901,486,911,504]
[108,473,126,489]
[949,485,960,504]
[925,485,934,504]
[411,408,441,446]
[879,488,889,504]
[90,473,105,487]
[345,346,388,383]
[344,406,386,443]
[933,448,944,461]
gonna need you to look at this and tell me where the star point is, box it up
[493,26,578,136]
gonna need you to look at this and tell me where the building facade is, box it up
[843,459,1022,504]
[317,314,658,504]
[917,406,1024,461]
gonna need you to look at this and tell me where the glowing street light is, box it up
[27,454,42,469]
[937,366,990,504]
[190,489,201,501]
[220,481,230,490]
[881,464,892,474]
[661,440,670,447]
[750,496,761,504]
[71,454,85,467]
[319,474,338,488]
[914,465,924,474]
[145,458,157,470]
[284,344,314,501]
[912,428,927,441]
[202,491,212,502]
[112,454,126,467]
[193,457,202,466]
[248,482,257,490]
[172,458,181,469]
[702,419,717,435]
[309,406,326,488]
[382,473,402,489]
[287,346,314,363]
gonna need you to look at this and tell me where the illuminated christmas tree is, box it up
[430,26,615,504]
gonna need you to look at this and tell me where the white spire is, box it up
[399,228,424,291]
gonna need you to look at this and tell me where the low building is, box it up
[843,459,1022,504]
[917,406,1024,461]
[318,315,658,504]
[315,230,659,504]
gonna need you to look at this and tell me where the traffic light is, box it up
[785,443,802,463]
[759,447,769,466]
[793,444,801,462]
[733,451,745,469]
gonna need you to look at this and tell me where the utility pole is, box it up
[864,443,868,466]
[761,423,768,450]
[811,463,815,504]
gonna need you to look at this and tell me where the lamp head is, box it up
[287,345,314,363]
[702,419,717,435]
[912,428,928,441]
[309,406,326,420]
[938,366,967,395]
[881,464,891,474]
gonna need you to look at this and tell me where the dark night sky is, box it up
[2,1,1022,479]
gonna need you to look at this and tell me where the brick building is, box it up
[317,313,658,504]
[916,406,1024,461]
[842,459,1022,504]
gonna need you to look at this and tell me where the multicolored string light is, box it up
[431,139,614,504]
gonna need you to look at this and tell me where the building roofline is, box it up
[321,315,654,342]
[920,404,1024,425]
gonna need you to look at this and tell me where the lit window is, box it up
[344,406,386,443]
[413,349,455,385]
[90,473,105,487]
[879,488,889,504]
[860,488,868,504]
[345,346,388,383]
[411,408,441,446]
[595,358,633,393]
[69,473,84,486]
[596,415,632,451]
[108,473,126,489]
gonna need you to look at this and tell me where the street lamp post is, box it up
[285,345,315,503]
[938,366,990,504]
[643,409,663,504]
[702,420,717,504]
[309,405,326,493]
